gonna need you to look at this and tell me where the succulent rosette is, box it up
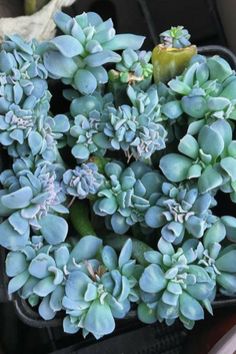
[103,85,167,160]
[93,161,163,234]
[168,54,236,125]
[160,26,191,49]
[108,49,153,105]
[183,221,236,296]
[0,34,70,162]
[145,182,217,243]
[0,158,68,250]
[138,238,216,329]
[113,49,153,83]
[63,236,141,338]
[68,93,114,162]
[63,162,104,199]
[2,109,70,162]
[160,119,236,196]
[42,11,145,95]
[6,242,71,320]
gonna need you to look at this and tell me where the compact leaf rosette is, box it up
[0,12,236,339]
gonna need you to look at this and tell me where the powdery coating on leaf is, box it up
[114,49,153,82]
[145,182,217,243]
[93,161,164,234]
[103,86,167,160]
[160,26,191,49]
[138,238,215,329]
[63,163,104,199]
[43,11,145,94]
[63,238,141,338]
[0,158,68,249]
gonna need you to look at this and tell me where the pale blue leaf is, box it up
[1,187,33,209]
[39,214,68,245]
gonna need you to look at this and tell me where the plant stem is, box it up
[70,200,96,237]
[24,0,49,15]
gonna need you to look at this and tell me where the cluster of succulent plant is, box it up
[0,34,70,162]
[42,11,145,95]
[1,9,236,340]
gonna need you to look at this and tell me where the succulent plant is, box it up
[138,238,216,329]
[152,26,197,83]
[0,34,69,161]
[1,108,70,162]
[63,162,104,199]
[63,236,141,338]
[145,182,217,243]
[160,119,236,195]
[103,85,167,160]
[93,161,163,234]
[108,49,153,106]
[1,16,236,340]
[160,26,191,49]
[0,158,68,250]
[42,11,145,95]
[69,92,113,162]
[168,55,236,125]
[6,242,71,320]
[114,49,153,83]
[183,221,236,296]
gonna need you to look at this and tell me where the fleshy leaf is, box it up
[139,264,167,293]
[1,187,33,209]
[84,300,115,337]
[39,215,68,245]
[160,154,192,182]
[180,292,204,320]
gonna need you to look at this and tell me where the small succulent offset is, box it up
[138,238,215,329]
[152,26,197,84]
[0,158,68,250]
[63,236,141,338]
[93,161,163,234]
[63,162,104,199]
[114,49,153,83]
[42,11,145,95]
[160,26,191,48]
[145,182,217,243]
[103,85,167,160]
[108,49,153,106]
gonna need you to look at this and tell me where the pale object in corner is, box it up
[0,0,76,42]
[208,325,236,354]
